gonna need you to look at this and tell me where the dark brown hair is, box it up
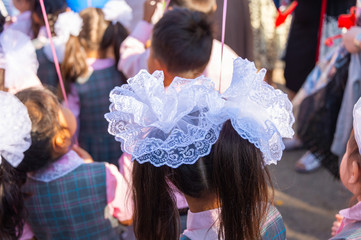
[15,87,63,173]
[132,120,272,240]
[61,7,128,94]
[0,160,27,240]
[169,0,216,15]
[31,0,67,38]
[151,7,213,75]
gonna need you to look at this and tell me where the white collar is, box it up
[28,150,83,182]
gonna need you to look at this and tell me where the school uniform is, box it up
[331,202,361,240]
[36,47,58,89]
[22,150,133,240]
[180,205,286,240]
[74,59,126,166]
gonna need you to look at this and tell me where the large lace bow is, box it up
[210,58,295,165]
[106,58,294,167]
[105,70,221,168]
[0,91,32,167]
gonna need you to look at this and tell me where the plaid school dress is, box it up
[330,222,361,240]
[180,204,286,240]
[23,162,121,240]
[75,65,126,166]
[36,48,58,90]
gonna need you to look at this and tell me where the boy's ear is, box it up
[349,160,361,184]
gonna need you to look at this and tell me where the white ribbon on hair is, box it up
[102,0,133,29]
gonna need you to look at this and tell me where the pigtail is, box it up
[0,161,27,240]
[132,162,180,240]
[61,35,88,94]
[31,0,66,38]
[212,120,271,240]
[100,22,128,63]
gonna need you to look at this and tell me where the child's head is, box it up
[15,87,76,173]
[61,7,128,89]
[340,131,361,199]
[147,7,213,86]
[31,0,67,37]
[341,98,361,201]
[12,0,35,13]
[169,0,216,15]
[0,91,32,240]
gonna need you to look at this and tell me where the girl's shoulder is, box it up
[330,221,361,240]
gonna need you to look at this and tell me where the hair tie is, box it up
[55,11,83,38]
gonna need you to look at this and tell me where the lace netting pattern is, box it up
[105,70,222,168]
[105,58,294,167]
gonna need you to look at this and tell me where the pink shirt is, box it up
[182,208,221,240]
[118,21,238,93]
[5,11,33,38]
[336,201,361,234]
[20,150,133,239]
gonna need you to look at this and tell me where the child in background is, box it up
[0,91,32,240]
[330,97,361,239]
[61,7,129,166]
[5,0,35,37]
[0,8,42,93]
[106,57,293,239]
[16,87,132,240]
[32,0,68,89]
[119,0,238,93]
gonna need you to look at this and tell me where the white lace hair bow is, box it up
[0,91,32,167]
[102,0,132,29]
[0,29,42,93]
[208,58,295,165]
[105,57,294,167]
[353,97,361,154]
[54,11,83,38]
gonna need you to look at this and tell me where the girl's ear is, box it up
[349,160,360,184]
[52,130,71,157]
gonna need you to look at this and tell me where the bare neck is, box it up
[185,192,219,213]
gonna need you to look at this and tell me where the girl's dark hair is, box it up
[132,120,272,240]
[0,11,6,34]
[61,7,128,94]
[152,7,213,75]
[31,0,67,38]
[0,160,27,240]
[15,87,63,173]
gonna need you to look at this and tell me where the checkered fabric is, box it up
[76,66,126,167]
[36,48,58,91]
[23,163,121,240]
[331,222,361,240]
[260,205,286,240]
[180,204,286,240]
